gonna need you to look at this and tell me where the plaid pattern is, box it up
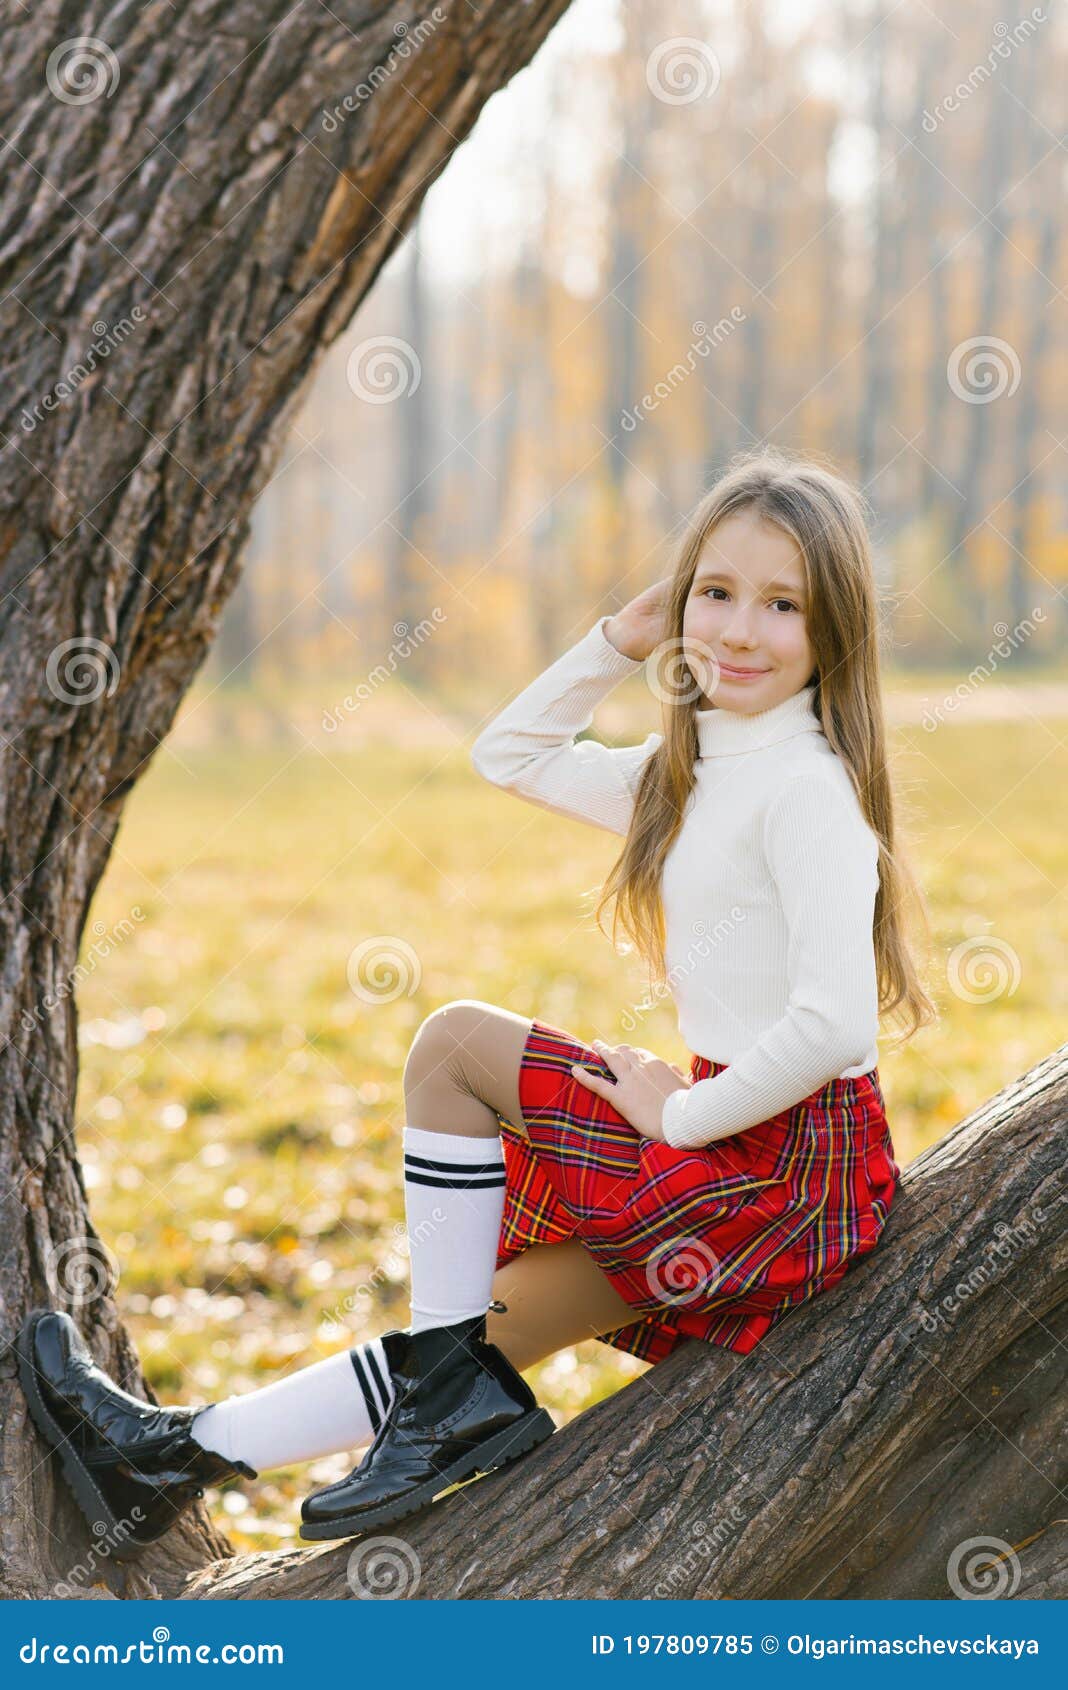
[496,1017,900,1364]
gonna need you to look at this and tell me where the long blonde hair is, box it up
[596,445,937,1041]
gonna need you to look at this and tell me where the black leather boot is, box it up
[16,1309,256,1557]
[299,1302,554,1540]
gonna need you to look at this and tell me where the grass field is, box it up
[75,696,1067,1551]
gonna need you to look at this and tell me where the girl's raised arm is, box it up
[471,616,662,837]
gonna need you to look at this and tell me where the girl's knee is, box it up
[403,1000,495,1093]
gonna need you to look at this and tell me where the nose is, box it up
[720,604,760,651]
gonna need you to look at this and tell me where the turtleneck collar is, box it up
[695,683,822,758]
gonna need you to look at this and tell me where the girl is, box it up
[18,448,934,1558]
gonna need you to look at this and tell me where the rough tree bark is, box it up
[175,1046,1066,1601]
[0,0,574,1601]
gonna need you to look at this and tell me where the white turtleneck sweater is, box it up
[470,616,881,1150]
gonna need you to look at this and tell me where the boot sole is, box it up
[16,1311,162,1562]
[298,1406,555,1542]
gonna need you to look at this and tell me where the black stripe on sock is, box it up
[403,1170,507,1189]
[362,1343,392,1421]
[404,1152,505,1175]
[350,1349,384,1434]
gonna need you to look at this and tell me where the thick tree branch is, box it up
[176,1049,1067,1600]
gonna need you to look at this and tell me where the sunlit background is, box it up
[74,0,1066,1549]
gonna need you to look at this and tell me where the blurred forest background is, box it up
[205,0,1065,698]
[73,0,1066,1550]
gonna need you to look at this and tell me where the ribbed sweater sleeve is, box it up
[659,772,881,1149]
[470,616,662,837]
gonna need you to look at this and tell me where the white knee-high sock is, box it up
[190,1338,394,1472]
[402,1124,507,1332]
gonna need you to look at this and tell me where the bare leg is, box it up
[401,998,639,1352]
[487,1238,642,1372]
[402,998,533,1139]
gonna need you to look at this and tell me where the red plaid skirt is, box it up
[496,1016,900,1364]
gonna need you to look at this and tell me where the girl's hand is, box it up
[603,579,673,663]
[570,1040,691,1141]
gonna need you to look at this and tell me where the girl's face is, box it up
[682,508,816,715]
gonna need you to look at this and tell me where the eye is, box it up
[701,585,729,601]
[770,598,799,613]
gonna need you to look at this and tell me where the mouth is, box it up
[717,661,771,680]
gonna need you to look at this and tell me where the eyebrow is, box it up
[693,567,806,597]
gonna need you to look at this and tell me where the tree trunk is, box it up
[0,0,573,1601]
[944,0,1020,612]
[1008,1523,1068,1602]
[856,3,897,493]
[1005,37,1059,638]
[387,218,434,633]
[176,1045,1066,1600]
